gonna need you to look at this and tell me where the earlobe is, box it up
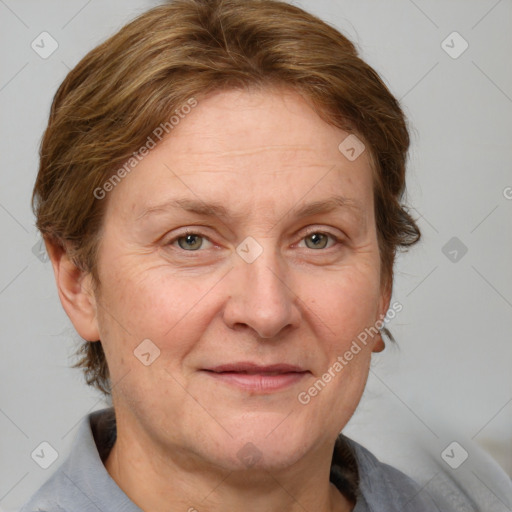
[372,282,392,353]
[45,238,100,342]
[371,331,385,353]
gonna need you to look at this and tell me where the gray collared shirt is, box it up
[20,407,441,511]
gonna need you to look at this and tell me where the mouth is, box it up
[201,363,310,393]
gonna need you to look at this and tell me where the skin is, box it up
[48,86,390,512]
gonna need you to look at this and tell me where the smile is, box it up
[202,363,310,393]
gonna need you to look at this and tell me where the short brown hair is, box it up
[34,0,420,397]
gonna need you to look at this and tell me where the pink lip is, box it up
[202,362,309,393]
[206,362,306,373]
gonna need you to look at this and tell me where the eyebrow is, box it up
[136,194,363,221]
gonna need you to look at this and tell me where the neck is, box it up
[103,419,354,512]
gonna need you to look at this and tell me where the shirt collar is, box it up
[63,406,142,511]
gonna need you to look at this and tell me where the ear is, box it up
[371,280,392,353]
[45,238,100,342]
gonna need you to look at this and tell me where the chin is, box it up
[207,414,316,472]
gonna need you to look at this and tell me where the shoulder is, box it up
[343,436,441,511]
[18,418,95,512]
[19,467,70,511]
[18,407,138,512]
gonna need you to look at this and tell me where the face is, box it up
[71,87,390,472]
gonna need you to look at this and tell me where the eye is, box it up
[168,231,213,251]
[298,230,340,250]
[166,228,342,253]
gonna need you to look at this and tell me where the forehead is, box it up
[106,87,375,220]
[162,87,366,162]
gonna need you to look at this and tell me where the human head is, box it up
[34,0,420,397]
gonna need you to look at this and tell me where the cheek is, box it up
[306,264,382,344]
[96,263,218,360]
[95,269,213,409]
[299,267,381,413]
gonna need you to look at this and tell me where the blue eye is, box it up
[303,232,331,249]
[167,229,341,252]
[299,231,339,250]
[170,231,213,251]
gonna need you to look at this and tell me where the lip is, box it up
[206,362,307,374]
[202,362,309,393]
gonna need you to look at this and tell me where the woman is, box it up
[21,0,441,510]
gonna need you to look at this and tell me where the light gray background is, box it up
[1,0,511,510]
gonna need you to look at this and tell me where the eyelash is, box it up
[165,227,344,253]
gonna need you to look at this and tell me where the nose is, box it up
[222,240,301,339]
